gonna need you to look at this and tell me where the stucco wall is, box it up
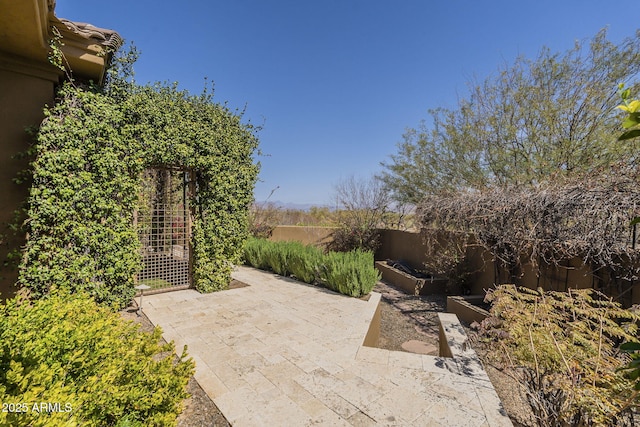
[376,229,496,295]
[375,229,639,304]
[0,60,57,298]
[270,226,639,305]
[376,228,427,268]
[269,225,337,247]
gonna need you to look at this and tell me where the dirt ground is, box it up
[120,280,533,426]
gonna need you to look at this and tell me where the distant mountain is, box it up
[253,200,333,211]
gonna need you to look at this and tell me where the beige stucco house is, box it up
[0,0,121,297]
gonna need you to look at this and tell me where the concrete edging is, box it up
[446,295,490,325]
[375,261,447,295]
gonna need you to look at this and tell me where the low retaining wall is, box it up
[375,261,447,295]
[436,311,504,414]
[270,226,640,305]
[375,229,493,295]
[447,296,490,325]
[438,312,470,358]
[362,298,382,347]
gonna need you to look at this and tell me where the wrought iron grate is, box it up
[136,169,192,292]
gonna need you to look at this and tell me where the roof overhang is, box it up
[0,0,52,62]
[51,16,123,84]
[0,0,122,84]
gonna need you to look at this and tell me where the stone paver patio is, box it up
[142,266,512,426]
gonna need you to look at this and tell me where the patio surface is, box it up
[142,266,512,426]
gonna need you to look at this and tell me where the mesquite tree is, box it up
[327,175,391,252]
[380,29,640,204]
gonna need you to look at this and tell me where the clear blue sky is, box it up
[56,0,636,206]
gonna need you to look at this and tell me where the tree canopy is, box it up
[379,29,640,204]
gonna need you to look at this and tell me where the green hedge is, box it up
[319,250,381,297]
[0,291,194,426]
[287,243,322,284]
[243,237,272,271]
[19,79,259,308]
[243,238,379,297]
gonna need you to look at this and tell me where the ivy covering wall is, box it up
[18,81,259,308]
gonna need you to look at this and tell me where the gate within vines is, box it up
[136,168,193,292]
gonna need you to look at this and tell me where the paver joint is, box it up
[143,266,513,426]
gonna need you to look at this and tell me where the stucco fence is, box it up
[268,226,640,306]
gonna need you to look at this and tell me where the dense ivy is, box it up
[18,81,259,308]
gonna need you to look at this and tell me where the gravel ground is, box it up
[373,280,445,353]
[120,280,531,426]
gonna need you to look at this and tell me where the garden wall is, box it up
[375,229,494,295]
[269,225,336,246]
[0,65,58,299]
[375,228,425,268]
[269,226,640,305]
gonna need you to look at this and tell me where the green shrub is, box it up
[0,291,194,427]
[319,249,380,297]
[244,238,294,275]
[19,73,259,307]
[262,241,287,276]
[243,238,272,270]
[287,243,322,284]
[243,239,379,297]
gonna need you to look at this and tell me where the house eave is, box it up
[0,0,122,85]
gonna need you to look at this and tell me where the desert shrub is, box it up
[243,238,272,270]
[250,222,276,239]
[417,172,640,284]
[476,285,640,426]
[248,202,280,239]
[263,241,295,276]
[326,225,381,253]
[326,175,390,253]
[0,291,194,427]
[620,340,640,395]
[319,249,380,297]
[288,243,322,284]
[243,239,379,296]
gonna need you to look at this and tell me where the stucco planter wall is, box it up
[375,261,447,295]
[446,295,490,325]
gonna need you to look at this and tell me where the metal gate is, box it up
[135,168,193,293]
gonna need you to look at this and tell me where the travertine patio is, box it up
[142,266,512,426]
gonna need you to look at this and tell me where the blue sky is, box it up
[56,1,636,206]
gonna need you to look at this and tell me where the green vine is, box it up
[47,26,65,72]
[18,69,259,308]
